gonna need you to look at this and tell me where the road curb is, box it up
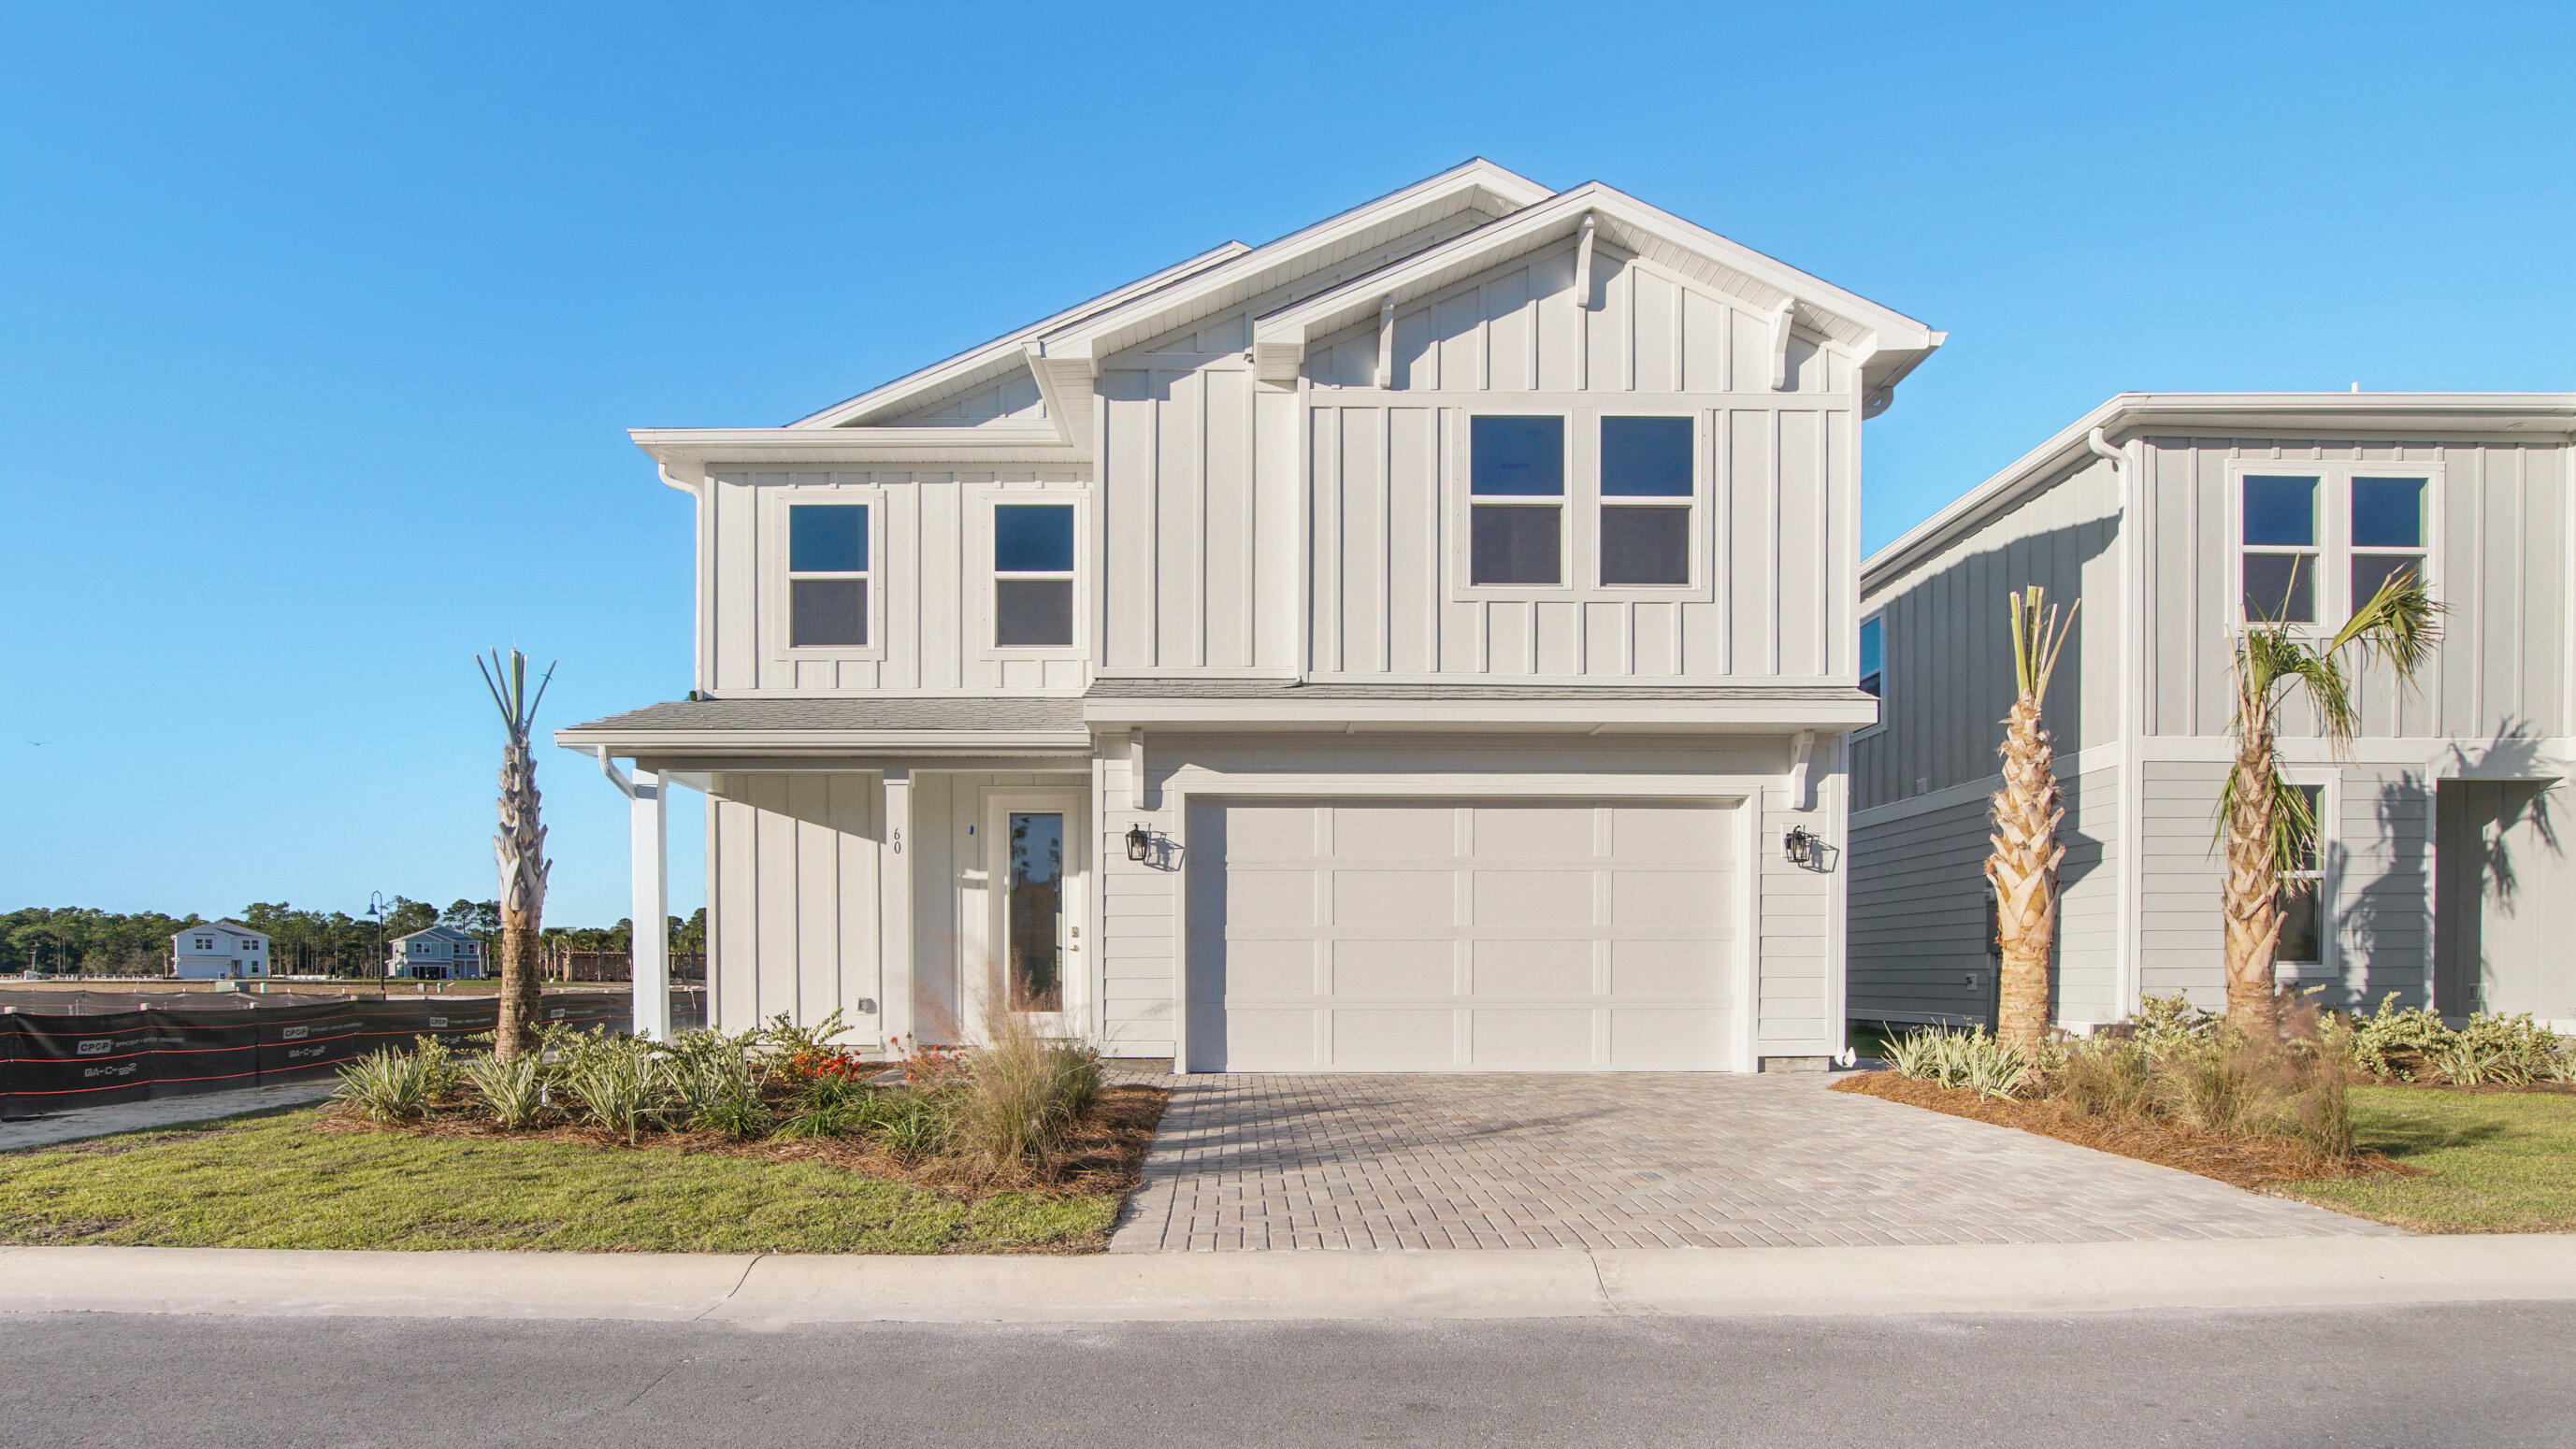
[0,1236,2571,1324]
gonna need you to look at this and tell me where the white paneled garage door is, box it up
[1184,799,1741,1070]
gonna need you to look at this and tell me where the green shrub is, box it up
[663,1028,773,1138]
[461,1052,547,1129]
[2341,997,2575,1085]
[874,1092,951,1157]
[2348,996,2454,1081]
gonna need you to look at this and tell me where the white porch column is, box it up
[879,768,914,1051]
[630,767,671,1041]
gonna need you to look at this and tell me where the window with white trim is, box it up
[2238,469,2431,625]
[1598,416,1692,586]
[1858,616,1885,698]
[2277,783,2327,969]
[786,503,871,647]
[1469,415,1564,585]
[993,503,1075,647]
[193,936,212,951]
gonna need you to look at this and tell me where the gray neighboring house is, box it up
[1849,394,2575,1035]
[388,925,486,981]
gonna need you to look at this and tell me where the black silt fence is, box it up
[1,992,635,1117]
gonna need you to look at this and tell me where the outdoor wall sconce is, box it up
[1126,824,1154,863]
[1782,825,1820,866]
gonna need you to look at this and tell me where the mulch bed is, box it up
[1832,1072,2411,1192]
[315,1083,1171,1199]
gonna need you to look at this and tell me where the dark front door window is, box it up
[1006,812,1066,1013]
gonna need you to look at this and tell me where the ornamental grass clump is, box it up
[944,1014,1106,1172]
[1880,1026,2029,1099]
[462,1051,546,1130]
[332,1038,457,1123]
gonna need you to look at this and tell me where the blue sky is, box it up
[4,2,2569,928]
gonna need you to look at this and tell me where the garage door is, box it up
[1184,799,1741,1070]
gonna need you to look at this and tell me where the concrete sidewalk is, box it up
[2,1236,2569,1325]
[0,1082,338,1151]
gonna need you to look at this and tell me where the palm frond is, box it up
[2008,586,2080,702]
[2213,759,2318,880]
[2331,565,2442,681]
[2284,648,2360,745]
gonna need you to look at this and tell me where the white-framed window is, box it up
[2232,466,2436,626]
[784,501,871,648]
[2276,778,2334,977]
[1858,616,1885,698]
[193,936,212,951]
[1596,415,1693,586]
[1468,414,1566,586]
[992,502,1077,649]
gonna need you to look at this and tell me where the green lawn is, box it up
[2277,1086,2576,1234]
[0,1108,1118,1254]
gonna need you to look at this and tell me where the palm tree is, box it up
[478,649,555,1059]
[1986,586,2079,1049]
[2221,568,2439,1035]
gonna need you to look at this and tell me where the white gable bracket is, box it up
[1020,341,1093,449]
[1374,296,1396,388]
[1768,298,1798,391]
[1788,729,1817,811]
[1573,212,1597,310]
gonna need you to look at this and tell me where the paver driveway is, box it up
[1108,1071,2395,1252]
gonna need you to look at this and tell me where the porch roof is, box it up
[553,696,1089,756]
[1081,678,1879,731]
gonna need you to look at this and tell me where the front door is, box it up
[979,788,1086,1039]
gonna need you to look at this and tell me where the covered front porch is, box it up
[554,697,1101,1051]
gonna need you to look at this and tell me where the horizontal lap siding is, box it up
[705,469,1091,696]
[2137,760,2228,1010]
[1757,774,1839,1055]
[1847,794,1990,1026]
[2335,765,2431,1011]
[1847,764,2120,1028]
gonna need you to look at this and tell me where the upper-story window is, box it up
[1858,617,1885,698]
[994,503,1076,647]
[2238,469,2432,625]
[787,504,871,647]
[193,936,212,951]
[1469,416,1564,585]
[1598,416,1693,586]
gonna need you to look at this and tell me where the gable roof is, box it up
[1863,392,2576,595]
[633,160,1939,473]
[391,925,481,945]
[1252,180,1941,399]
[789,159,1550,434]
[174,920,264,943]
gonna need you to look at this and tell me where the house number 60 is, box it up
[891,828,903,855]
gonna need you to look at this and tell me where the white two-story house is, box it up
[1849,395,2576,1034]
[171,921,268,980]
[560,161,1942,1071]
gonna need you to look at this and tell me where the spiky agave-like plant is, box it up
[2219,567,2438,1036]
[1985,586,2080,1050]
[478,649,555,1059]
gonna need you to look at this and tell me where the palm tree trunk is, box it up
[1987,691,2064,1047]
[2222,709,2284,1037]
[489,726,550,1060]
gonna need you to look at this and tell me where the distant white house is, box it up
[388,925,486,980]
[172,921,269,980]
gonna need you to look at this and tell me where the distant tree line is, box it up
[1,901,709,978]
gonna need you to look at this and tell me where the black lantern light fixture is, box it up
[1125,824,1154,863]
[1781,825,1818,867]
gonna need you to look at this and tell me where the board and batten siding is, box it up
[706,772,885,1040]
[702,469,1092,696]
[1281,241,1859,682]
[1853,454,2124,812]
[2138,436,2569,741]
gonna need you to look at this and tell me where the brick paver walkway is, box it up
[1108,1072,2396,1252]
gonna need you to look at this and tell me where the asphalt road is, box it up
[2,1302,2568,1447]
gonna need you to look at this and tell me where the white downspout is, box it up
[2086,425,2141,1026]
